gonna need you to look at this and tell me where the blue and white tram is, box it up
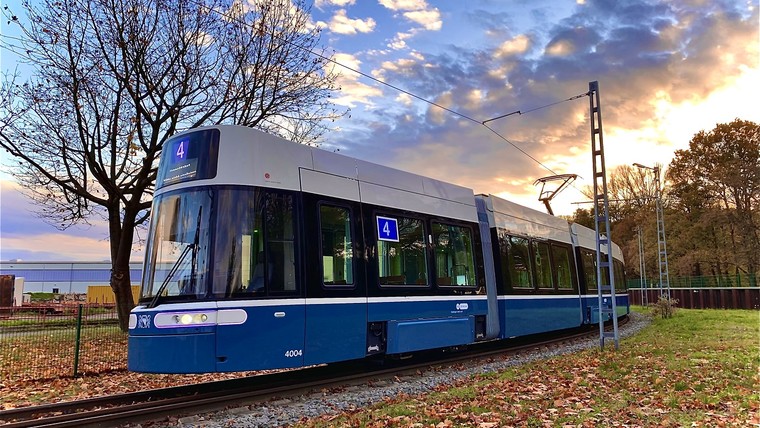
[479,195,588,337]
[128,125,628,373]
[571,223,630,323]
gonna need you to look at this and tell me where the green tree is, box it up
[568,208,594,229]
[0,0,343,330]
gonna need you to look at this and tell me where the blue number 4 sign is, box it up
[174,139,188,162]
[376,216,399,242]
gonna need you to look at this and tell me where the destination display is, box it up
[157,129,220,188]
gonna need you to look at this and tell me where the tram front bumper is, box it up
[128,332,217,373]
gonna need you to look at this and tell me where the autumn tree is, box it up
[667,119,760,285]
[571,164,662,280]
[0,0,343,330]
[608,165,660,217]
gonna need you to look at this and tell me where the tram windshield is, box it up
[140,187,298,303]
[141,190,213,302]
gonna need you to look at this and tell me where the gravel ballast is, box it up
[150,312,651,428]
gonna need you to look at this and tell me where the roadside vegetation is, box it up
[298,308,759,427]
[1,308,757,427]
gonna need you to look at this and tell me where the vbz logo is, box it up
[455,303,469,311]
[138,314,152,328]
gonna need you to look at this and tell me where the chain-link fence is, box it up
[0,304,126,382]
[627,273,758,289]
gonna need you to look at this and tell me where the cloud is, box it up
[388,31,413,50]
[327,9,376,35]
[403,8,442,31]
[426,92,453,125]
[545,39,574,56]
[395,93,413,106]
[329,53,383,107]
[466,9,515,40]
[377,57,421,76]
[379,0,442,33]
[378,0,428,11]
[0,179,144,261]
[496,34,532,57]
[332,0,759,215]
[1,233,115,262]
[544,26,600,56]
[315,0,355,8]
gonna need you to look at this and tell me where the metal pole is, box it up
[654,167,671,300]
[589,81,619,350]
[73,303,83,377]
[69,263,74,294]
[637,226,647,305]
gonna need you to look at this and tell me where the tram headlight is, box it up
[155,311,216,328]
[174,313,209,325]
[174,313,208,325]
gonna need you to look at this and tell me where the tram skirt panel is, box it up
[386,316,475,354]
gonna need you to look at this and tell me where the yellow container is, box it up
[87,285,140,304]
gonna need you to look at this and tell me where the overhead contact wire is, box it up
[3,0,589,187]
[183,0,569,174]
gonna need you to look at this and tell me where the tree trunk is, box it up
[747,262,758,287]
[111,266,134,332]
[109,205,137,332]
[692,261,701,277]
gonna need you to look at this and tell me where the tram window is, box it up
[534,241,553,289]
[320,205,353,286]
[551,244,574,290]
[212,189,260,296]
[264,194,296,293]
[143,191,212,299]
[378,216,427,286]
[600,252,610,288]
[586,251,612,290]
[497,230,510,287]
[432,222,475,287]
[581,249,596,292]
[214,189,297,297]
[508,236,533,288]
[614,260,626,291]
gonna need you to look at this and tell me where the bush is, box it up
[651,295,679,318]
[28,292,56,302]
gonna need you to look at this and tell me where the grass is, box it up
[297,308,760,427]
[0,318,118,329]
[0,318,80,328]
[1,306,757,425]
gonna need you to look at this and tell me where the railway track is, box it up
[0,317,627,428]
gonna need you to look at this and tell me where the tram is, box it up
[128,126,627,373]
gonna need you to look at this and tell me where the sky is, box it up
[1,0,758,261]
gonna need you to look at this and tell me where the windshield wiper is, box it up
[147,244,194,309]
[147,206,203,309]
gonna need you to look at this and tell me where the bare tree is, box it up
[573,164,663,280]
[0,0,344,330]
[577,164,659,224]
[608,164,660,212]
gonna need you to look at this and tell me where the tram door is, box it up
[301,169,368,365]
[215,190,305,371]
